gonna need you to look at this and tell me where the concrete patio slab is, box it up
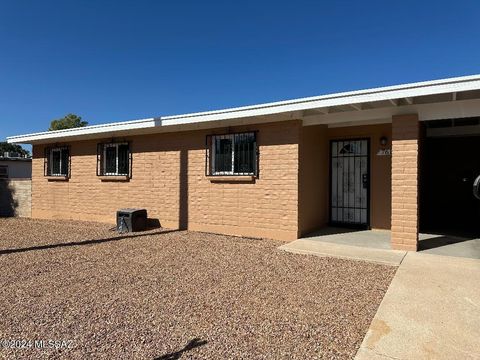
[303,228,392,249]
[356,252,480,360]
[278,238,406,266]
[300,227,480,260]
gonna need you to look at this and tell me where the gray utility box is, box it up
[116,208,147,232]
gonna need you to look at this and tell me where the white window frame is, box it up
[103,143,128,176]
[49,148,67,176]
[0,165,8,179]
[211,133,256,176]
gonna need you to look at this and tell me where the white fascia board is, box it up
[159,74,480,125]
[7,74,480,144]
[7,118,160,144]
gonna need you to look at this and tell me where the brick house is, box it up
[8,75,480,250]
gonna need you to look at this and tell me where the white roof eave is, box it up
[7,74,480,144]
[7,117,160,144]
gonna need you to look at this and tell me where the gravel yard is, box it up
[0,218,396,359]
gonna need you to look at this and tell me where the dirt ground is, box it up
[0,218,396,359]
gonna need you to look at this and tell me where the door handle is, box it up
[474,175,480,200]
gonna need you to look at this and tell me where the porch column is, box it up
[391,114,420,251]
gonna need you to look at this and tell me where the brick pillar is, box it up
[391,114,419,251]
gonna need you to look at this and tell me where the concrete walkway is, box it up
[356,252,480,360]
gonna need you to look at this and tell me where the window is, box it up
[44,147,70,177]
[0,165,8,179]
[97,142,131,177]
[206,132,258,176]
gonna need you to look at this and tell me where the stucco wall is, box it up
[298,125,329,235]
[31,120,301,240]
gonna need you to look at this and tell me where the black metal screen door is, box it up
[330,139,370,228]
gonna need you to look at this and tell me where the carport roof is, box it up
[8,74,480,144]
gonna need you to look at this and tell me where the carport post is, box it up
[391,114,420,251]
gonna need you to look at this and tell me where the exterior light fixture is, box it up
[380,136,388,147]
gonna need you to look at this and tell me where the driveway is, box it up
[0,218,395,359]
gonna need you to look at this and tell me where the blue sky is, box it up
[1,0,479,149]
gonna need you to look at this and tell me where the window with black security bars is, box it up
[97,142,132,177]
[206,132,258,176]
[44,146,70,177]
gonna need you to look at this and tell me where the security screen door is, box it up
[330,139,370,228]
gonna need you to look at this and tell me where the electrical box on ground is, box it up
[116,208,147,232]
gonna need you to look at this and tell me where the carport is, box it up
[420,118,480,238]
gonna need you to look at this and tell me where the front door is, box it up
[330,139,370,228]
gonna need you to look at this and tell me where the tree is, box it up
[49,114,88,131]
[0,142,30,157]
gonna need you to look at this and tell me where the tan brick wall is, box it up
[32,120,301,241]
[391,114,419,251]
[0,179,31,217]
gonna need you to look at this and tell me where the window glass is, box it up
[234,133,255,174]
[215,138,233,173]
[61,149,69,175]
[52,150,61,175]
[118,144,129,175]
[105,146,117,174]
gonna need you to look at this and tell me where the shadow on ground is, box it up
[155,338,207,360]
[419,234,476,251]
[0,229,180,256]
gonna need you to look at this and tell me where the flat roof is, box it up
[8,74,480,144]
[0,157,32,162]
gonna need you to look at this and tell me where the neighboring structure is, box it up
[0,152,32,217]
[7,75,480,250]
[0,152,32,179]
